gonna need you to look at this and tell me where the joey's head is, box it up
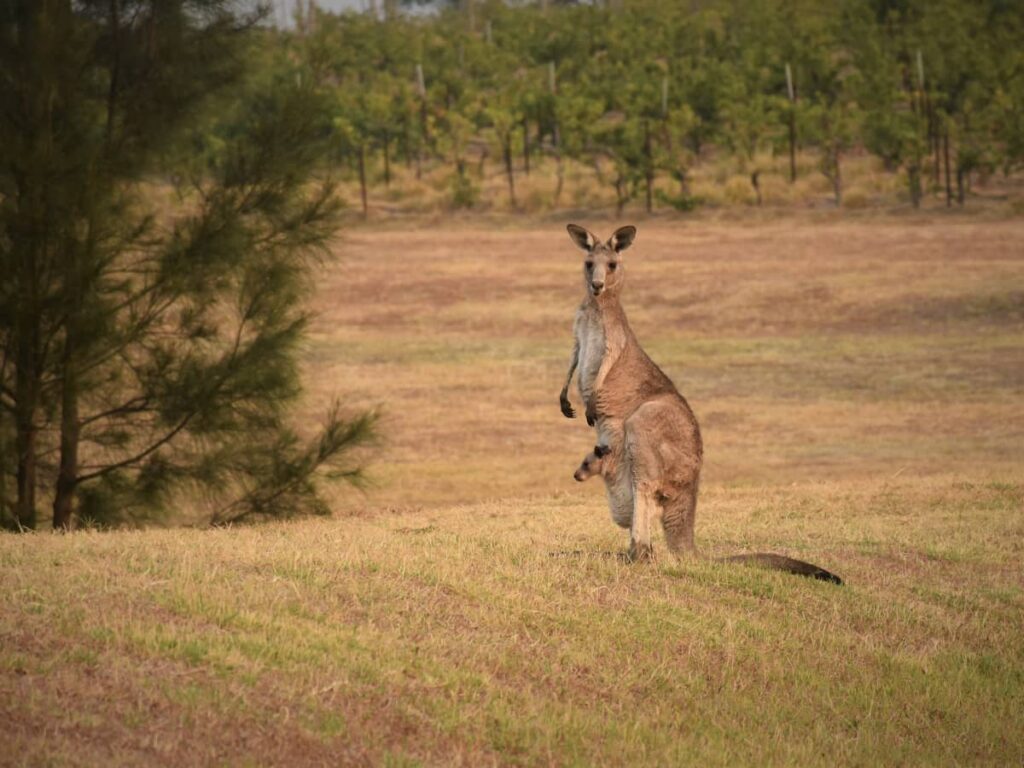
[566,224,637,301]
[574,444,612,482]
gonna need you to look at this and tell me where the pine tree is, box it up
[0,1,376,530]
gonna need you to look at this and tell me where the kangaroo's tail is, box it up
[718,553,843,586]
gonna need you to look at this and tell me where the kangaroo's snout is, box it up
[591,280,604,294]
[575,451,603,482]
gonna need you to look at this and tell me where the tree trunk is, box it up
[13,334,38,530]
[750,170,762,207]
[9,0,52,531]
[358,143,368,217]
[943,129,952,207]
[382,133,390,187]
[52,346,79,530]
[552,123,563,208]
[908,83,924,208]
[788,111,797,183]
[477,144,488,177]
[677,166,689,198]
[832,150,842,207]
[554,153,564,208]
[522,115,530,176]
[404,120,413,170]
[417,94,430,151]
[0,419,8,522]
[908,164,922,208]
[957,112,968,206]
[929,99,940,188]
[105,0,121,145]
[503,133,517,208]
[643,120,653,213]
[786,63,797,183]
[690,133,702,160]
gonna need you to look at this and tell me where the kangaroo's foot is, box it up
[624,542,655,563]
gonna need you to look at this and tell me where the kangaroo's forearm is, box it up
[585,342,623,424]
[560,343,579,418]
[593,336,624,394]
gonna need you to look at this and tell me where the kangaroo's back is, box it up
[594,300,683,423]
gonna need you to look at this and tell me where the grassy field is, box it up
[3,214,1023,765]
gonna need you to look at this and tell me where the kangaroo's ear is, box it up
[567,224,598,253]
[609,225,637,253]
[594,444,611,458]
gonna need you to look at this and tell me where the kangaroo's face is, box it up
[574,444,611,482]
[566,224,637,299]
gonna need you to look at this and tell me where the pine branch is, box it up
[75,310,252,484]
[209,406,379,526]
[78,396,152,429]
[75,412,195,484]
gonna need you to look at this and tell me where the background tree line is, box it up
[283,0,1024,213]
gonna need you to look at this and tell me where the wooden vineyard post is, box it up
[786,62,797,183]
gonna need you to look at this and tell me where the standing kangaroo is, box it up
[560,224,841,584]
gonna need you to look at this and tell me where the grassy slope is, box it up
[3,216,1023,766]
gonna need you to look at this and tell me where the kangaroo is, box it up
[573,443,614,483]
[572,444,843,584]
[561,223,842,585]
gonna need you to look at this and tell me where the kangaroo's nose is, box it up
[591,280,604,291]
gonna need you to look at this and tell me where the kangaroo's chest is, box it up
[576,312,606,397]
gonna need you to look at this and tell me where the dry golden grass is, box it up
[309,216,1024,507]
[2,215,1023,766]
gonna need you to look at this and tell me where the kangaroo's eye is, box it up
[585,261,593,271]
[582,460,589,469]
[608,262,618,271]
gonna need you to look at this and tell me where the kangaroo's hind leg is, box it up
[596,419,632,529]
[605,472,634,529]
[622,408,666,561]
[627,487,660,562]
[622,397,702,560]
[661,482,699,558]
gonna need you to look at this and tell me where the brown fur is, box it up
[562,224,842,584]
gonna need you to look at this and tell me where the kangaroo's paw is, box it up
[560,394,576,419]
[585,403,597,427]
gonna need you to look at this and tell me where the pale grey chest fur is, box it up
[575,309,605,400]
